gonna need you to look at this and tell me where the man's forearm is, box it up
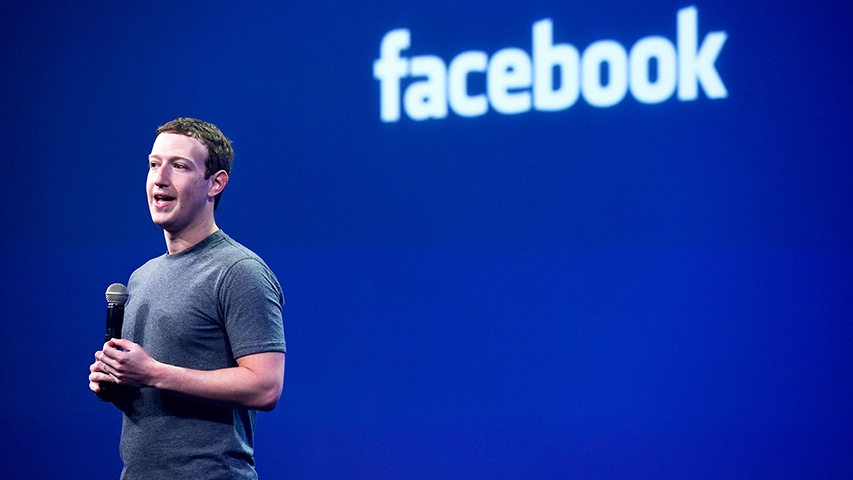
[152,352,285,411]
[98,339,285,411]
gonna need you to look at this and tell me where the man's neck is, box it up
[163,220,219,254]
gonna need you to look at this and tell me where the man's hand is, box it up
[90,339,158,391]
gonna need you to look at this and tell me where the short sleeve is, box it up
[218,258,286,359]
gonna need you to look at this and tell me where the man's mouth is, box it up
[153,194,175,206]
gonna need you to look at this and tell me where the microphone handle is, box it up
[98,304,125,402]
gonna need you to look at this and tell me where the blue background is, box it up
[1,1,851,478]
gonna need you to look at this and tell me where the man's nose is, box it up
[152,166,170,185]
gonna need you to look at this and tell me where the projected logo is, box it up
[374,6,727,122]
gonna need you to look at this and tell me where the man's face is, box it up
[146,133,214,234]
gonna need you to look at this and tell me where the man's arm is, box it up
[90,338,285,411]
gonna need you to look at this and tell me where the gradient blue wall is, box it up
[1,1,851,478]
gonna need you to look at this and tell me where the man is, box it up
[89,118,286,479]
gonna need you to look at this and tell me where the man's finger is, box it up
[108,338,134,351]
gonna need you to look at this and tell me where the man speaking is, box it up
[88,118,286,479]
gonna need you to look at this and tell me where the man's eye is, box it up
[174,163,186,170]
[149,162,159,169]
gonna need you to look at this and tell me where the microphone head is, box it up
[105,283,129,305]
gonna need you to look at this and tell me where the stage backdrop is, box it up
[1,1,851,478]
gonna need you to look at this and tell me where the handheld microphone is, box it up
[99,283,128,401]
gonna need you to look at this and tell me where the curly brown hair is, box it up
[156,118,234,210]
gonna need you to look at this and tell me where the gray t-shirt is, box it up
[117,230,285,480]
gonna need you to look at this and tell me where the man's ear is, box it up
[208,170,229,199]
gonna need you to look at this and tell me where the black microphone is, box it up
[98,283,128,401]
